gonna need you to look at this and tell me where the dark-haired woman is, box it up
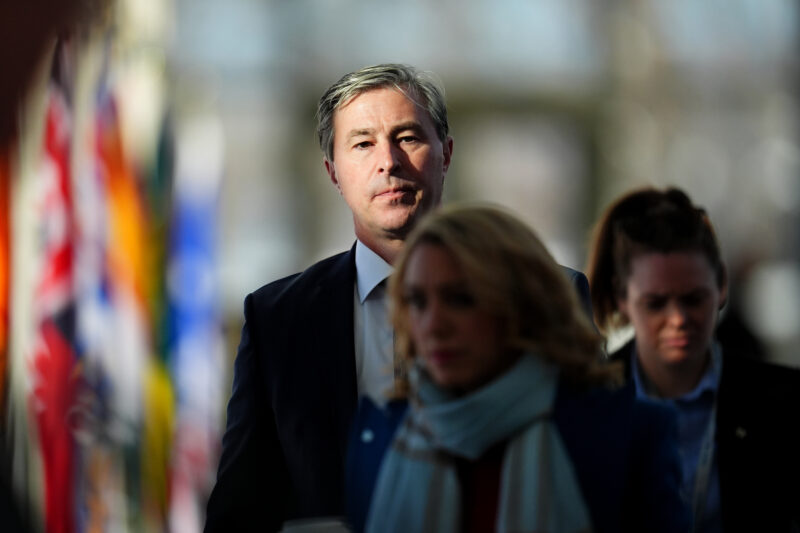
[587,186,800,532]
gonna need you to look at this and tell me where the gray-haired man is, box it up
[204,64,590,532]
[205,64,453,532]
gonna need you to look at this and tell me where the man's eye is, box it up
[398,135,419,144]
[354,141,372,149]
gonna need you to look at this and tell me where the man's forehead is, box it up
[337,85,422,114]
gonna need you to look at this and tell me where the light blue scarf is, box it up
[365,355,592,533]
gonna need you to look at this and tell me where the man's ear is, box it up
[324,158,341,194]
[442,136,454,175]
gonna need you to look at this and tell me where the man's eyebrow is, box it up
[345,128,375,142]
[344,122,426,143]
[391,121,424,135]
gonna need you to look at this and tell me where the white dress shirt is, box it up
[353,240,395,405]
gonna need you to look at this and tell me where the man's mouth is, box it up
[376,186,416,199]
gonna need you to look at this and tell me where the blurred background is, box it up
[1,0,798,531]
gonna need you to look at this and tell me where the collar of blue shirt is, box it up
[355,240,393,304]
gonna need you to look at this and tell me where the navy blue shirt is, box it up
[632,344,722,533]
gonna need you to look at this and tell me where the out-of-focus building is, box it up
[169,0,800,367]
[2,2,796,531]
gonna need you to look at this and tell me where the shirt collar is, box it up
[355,240,393,303]
[632,341,722,402]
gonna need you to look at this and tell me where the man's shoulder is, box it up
[607,338,634,362]
[249,249,355,309]
[607,339,635,382]
[560,265,583,281]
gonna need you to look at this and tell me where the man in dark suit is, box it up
[204,64,590,532]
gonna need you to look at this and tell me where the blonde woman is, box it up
[347,204,689,533]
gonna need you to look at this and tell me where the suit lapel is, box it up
[307,245,358,457]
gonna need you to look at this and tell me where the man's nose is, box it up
[377,141,401,174]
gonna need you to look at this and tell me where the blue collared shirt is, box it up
[632,344,722,533]
[354,240,395,404]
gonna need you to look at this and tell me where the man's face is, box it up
[325,87,453,247]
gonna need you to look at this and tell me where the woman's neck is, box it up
[635,345,711,399]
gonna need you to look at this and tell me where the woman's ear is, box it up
[613,276,629,320]
[616,296,629,320]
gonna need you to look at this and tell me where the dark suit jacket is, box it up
[611,339,800,532]
[346,382,689,533]
[205,245,595,532]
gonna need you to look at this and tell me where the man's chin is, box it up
[379,205,425,229]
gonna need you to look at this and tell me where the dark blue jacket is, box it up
[205,245,601,532]
[346,382,690,533]
[611,339,800,532]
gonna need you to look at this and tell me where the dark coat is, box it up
[204,245,598,532]
[205,249,358,533]
[610,339,800,532]
[346,383,690,533]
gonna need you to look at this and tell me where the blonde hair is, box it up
[389,204,619,396]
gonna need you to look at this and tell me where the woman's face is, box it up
[618,251,726,374]
[402,243,515,394]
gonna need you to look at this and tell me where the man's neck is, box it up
[356,233,404,266]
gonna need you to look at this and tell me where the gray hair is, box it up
[316,63,449,162]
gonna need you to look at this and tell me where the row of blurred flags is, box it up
[1,31,224,533]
